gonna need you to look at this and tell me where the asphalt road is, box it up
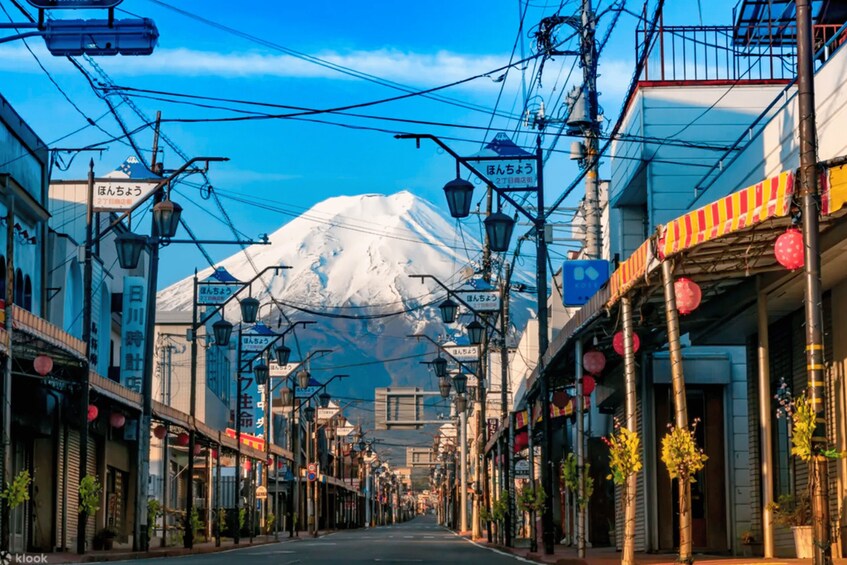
[130,515,529,564]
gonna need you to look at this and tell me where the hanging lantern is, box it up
[432,356,448,378]
[443,177,474,219]
[552,390,570,409]
[114,232,147,270]
[240,297,260,324]
[275,343,291,366]
[438,299,458,324]
[210,449,218,459]
[452,373,468,395]
[582,350,606,375]
[438,379,452,398]
[774,228,804,270]
[253,360,269,387]
[303,405,315,423]
[109,412,126,429]
[267,456,274,467]
[193,443,202,456]
[33,354,53,376]
[514,431,529,453]
[580,375,596,396]
[176,432,190,447]
[244,460,252,472]
[153,425,167,439]
[279,386,293,406]
[212,319,233,346]
[466,320,484,346]
[297,370,311,390]
[484,212,516,253]
[87,404,99,422]
[612,331,641,356]
[319,391,332,408]
[674,277,702,315]
[152,198,183,239]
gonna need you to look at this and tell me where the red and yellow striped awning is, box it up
[514,396,590,429]
[659,170,795,259]
[822,164,847,215]
[608,238,653,305]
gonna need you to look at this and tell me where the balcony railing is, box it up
[636,24,847,83]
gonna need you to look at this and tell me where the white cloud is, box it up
[0,44,512,89]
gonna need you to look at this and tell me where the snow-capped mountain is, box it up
[158,191,533,435]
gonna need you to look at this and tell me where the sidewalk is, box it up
[46,531,336,564]
[470,538,847,565]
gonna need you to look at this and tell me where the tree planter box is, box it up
[793,525,813,559]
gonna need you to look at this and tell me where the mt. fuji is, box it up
[157,191,533,438]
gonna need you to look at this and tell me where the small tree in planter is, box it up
[78,475,102,517]
[0,470,31,510]
[147,499,162,543]
[603,420,642,564]
[561,452,594,509]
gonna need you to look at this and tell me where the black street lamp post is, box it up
[399,133,552,554]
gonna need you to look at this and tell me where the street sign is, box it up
[562,259,611,306]
[514,458,530,478]
[27,0,123,7]
[255,486,267,500]
[464,133,537,190]
[93,179,159,211]
[42,18,159,57]
[240,331,274,352]
[456,290,501,312]
[443,344,480,363]
[269,362,298,377]
[307,463,317,473]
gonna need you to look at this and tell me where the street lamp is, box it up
[454,395,468,414]
[240,296,260,324]
[114,231,147,270]
[318,391,331,409]
[483,211,515,253]
[443,177,474,218]
[438,298,458,324]
[152,198,183,239]
[439,379,452,398]
[298,370,311,389]
[254,360,269,387]
[453,373,467,395]
[275,343,291,366]
[466,320,484,346]
[212,319,233,346]
[433,356,448,378]
[280,386,293,406]
[304,405,315,423]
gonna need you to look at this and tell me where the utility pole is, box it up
[796,1,831,564]
[581,0,601,259]
[500,263,512,547]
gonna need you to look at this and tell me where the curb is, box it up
[78,538,280,563]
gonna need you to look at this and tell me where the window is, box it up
[23,276,32,312]
[13,269,22,305]
[0,256,5,302]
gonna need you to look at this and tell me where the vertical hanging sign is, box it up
[120,275,147,393]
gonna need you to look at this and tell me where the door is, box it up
[655,385,727,552]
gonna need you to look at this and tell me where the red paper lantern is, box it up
[580,375,596,396]
[514,431,529,453]
[33,355,53,376]
[612,331,641,356]
[674,277,702,315]
[210,449,218,459]
[109,412,126,429]
[583,350,606,375]
[552,390,570,409]
[774,228,804,270]
[193,443,202,456]
[267,456,274,467]
[87,404,99,422]
[153,425,167,440]
[244,460,252,472]
[176,432,190,447]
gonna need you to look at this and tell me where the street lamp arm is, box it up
[197,265,291,327]
[409,274,501,335]
[408,333,478,376]
[303,374,349,402]
[99,156,229,242]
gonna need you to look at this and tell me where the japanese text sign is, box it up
[562,259,611,306]
[120,276,147,393]
[92,180,159,212]
[456,290,501,312]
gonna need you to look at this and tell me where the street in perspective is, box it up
[2,0,847,564]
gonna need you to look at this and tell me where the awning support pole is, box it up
[621,296,638,565]
[757,279,775,558]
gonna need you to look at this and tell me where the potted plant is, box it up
[773,384,843,558]
[561,452,594,509]
[739,530,763,557]
[0,470,31,511]
[78,475,102,517]
[93,526,117,550]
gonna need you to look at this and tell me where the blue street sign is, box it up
[43,18,158,56]
[562,259,611,306]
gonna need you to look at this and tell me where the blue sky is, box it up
[0,0,740,287]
